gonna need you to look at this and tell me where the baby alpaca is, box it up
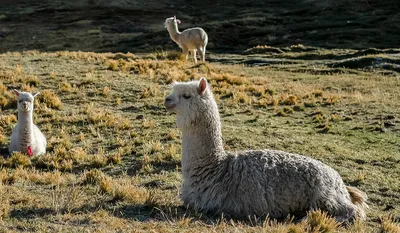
[9,90,46,156]
[164,78,367,222]
[165,16,208,63]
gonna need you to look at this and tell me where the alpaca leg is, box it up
[200,46,206,62]
[182,48,189,61]
[334,204,361,223]
[193,50,197,64]
[197,46,204,62]
[318,196,361,223]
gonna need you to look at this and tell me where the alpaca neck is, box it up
[167,23,181,43]
[17,111,34,140]
[181,111,225,170]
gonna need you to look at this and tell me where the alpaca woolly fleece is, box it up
[9,90,47,156]
[164,78,367,222]
[165,16,208,63]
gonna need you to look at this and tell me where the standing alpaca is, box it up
[9,90,46,156]
[165,16,208,63]
[164,78,367,222]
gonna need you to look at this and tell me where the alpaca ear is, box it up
[177,19,181,24]
[174,15,176,20]
[33,92,40,98]
[198,77,208,95]
[13,89,20,96]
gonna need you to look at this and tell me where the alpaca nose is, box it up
[165,96,173,103]
[164,96,176,111]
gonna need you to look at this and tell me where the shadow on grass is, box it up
[112,203,223,224]
[8,207,55,219]
[112,203,304,227]
[0,146,10,158]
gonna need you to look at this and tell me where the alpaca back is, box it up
[180,27,208,49]
[184,149,361,220]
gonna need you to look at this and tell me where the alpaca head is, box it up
[164,15,181,28]
[165,77,217,130]
[13,89,39,113]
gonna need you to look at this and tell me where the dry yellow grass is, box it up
[0,50,399,232]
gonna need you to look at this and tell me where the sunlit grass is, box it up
[0,50,398,232]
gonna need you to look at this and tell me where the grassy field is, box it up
[0,0,400,232]
[0,49,399,232]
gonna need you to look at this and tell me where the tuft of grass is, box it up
[0,195,10,220]
[306,210,340,233]
[9,152,32,168]
[317,120,332,134]
[274,110,287,117]
[0,114,17,127]
[112,183,149,204]
[91,154,107,168]
[313,89,324,97]
[140,85,159,99]
[232,91,251,104]
[142,118,156,129]
[165,129,179,140]
[275,107,293,117]
[82,169,105,185]
[151,50,183,61]
[51,184,85,214]
[107,154,121,165]
[379,215,400,233]
[283,106,294,114]
[106,59,119,71]
[165,143,180,161]
[38,90,62,109]
[99,176,113,194]
[59,82,72,92]
[211,73,249,86]
[0,169,15,185]
[101,86,111,97]
[20,83,36,93]
[281,94,298,105]
[145,140,163,154]
[15,64,23,75]
[351,172,366,185]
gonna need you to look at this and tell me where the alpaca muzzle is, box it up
[164,96,176,111]
[21,102,30,111]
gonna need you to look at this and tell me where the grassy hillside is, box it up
[0,0,399,53]
[0,0,399,232]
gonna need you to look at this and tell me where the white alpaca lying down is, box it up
[9,90,46,156]
[164,78,367,222]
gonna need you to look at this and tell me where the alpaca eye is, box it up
[182,94,191,99]
[18,100,23,103]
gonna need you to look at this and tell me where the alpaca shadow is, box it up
[113,203,299,226]
[112,204,219,223]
